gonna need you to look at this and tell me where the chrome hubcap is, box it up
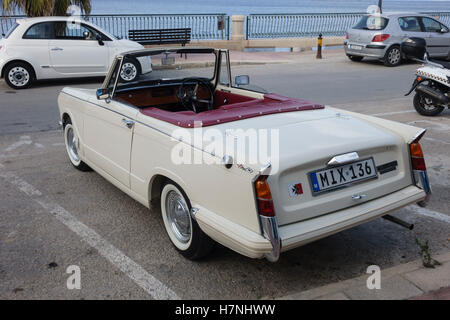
[8,67,30,87]
[165,190,191,243]
[388,48,401,64]
[120,63,137,81]
[66,127,80,163]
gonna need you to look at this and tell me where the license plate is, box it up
[348,44,363,50]
[309,158,377,195]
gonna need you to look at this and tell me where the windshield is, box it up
[354,15,389,30]
[108,49,217,93]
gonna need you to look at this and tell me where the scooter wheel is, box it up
[413,92,445,116]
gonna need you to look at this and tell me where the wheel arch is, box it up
[1,59,37,79]
[148,172,191,208]
[61,112,71,128]
[385,43,403,57]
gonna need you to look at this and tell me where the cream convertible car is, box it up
[58,48,431,262]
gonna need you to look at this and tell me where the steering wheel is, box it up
[176,78,214,113]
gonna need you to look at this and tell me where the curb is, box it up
[275,251,450,300]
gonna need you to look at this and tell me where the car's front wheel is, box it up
[4,62,34,89]
[161,182,214,260]
[347,55,364,62]
[384,46,402,67]
[63,118,91,171]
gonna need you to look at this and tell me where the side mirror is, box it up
[96,88,110,100]
[440,28,449,33]
[96,34,104,46]
[235,75,250,87]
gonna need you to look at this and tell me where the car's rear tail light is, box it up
[346,32,349,39]
[372,34,390,42]
[408,131,431,205]
[254,175,275,217]
[410,142,426,171]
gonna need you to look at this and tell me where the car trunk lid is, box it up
[215,108,411,226]
[265,111,411,226]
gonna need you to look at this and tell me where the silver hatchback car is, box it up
[345,13,450,66]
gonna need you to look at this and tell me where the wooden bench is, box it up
[128,28,191,46]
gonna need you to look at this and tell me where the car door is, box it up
[419,17,450,58]
[83,95,138,188]
[20,22,53,77]
[398,16,424,41]
[49,21,110,75]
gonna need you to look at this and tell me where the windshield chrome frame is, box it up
[102,48,229,99]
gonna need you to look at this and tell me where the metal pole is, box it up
[378,0,383,14]
[316,33,322,59]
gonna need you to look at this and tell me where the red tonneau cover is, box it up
[140,93,324,128]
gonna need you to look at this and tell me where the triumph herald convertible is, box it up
[58,47,431,262]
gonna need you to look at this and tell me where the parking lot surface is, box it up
[0,50,449,299]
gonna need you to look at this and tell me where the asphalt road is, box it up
[0,51,449,299]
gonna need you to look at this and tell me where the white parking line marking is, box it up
[4,135,32,152]
[406,205,450,224]
[424,137,450,145]
[407,120,450,131]
[370,110,416,117]
[0,167,180,300]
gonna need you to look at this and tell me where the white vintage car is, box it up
[0,16,150,89]
[57,47,431,262]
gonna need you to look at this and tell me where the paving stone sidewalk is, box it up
[277,252,450,300]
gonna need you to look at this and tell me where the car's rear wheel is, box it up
[4,62,34,89]
[413,92,445,116]
[63,118,91,171]
[384,46,402,67]
[161,182,214,260]
[347,55,364,62]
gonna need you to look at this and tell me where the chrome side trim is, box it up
[259,162,272,176]
[259,216,280,262]
[419,171,431,195]
[408,128,427,144]
[252,162,281,262]
[413,170,432,206]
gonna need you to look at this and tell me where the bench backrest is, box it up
[128,28,191,45]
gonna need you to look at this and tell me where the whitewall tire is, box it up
[63,119,91,171]
[161,182,215,259]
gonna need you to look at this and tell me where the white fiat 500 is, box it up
[58,48,431,262]
[0,16,151,89]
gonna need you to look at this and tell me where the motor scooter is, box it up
[403,37,450,116]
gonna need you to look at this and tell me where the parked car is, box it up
[0,16,150,89]
[345,13,450,66]
[58,47,431,262]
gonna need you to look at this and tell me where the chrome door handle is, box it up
[51,47,63,51]
[122,118,135,129]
